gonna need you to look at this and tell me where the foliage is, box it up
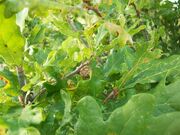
[75,79,180,135]
[0,0,180,135]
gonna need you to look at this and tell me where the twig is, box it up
[64,61,90,79]
[84,5,102,17]
[83,0,102,17]
[83,0,91,5]
[103,87,119,104]
[16,66,26,90]
[16,66,27,106]
[130,2,149,40]
[129,3,140,18]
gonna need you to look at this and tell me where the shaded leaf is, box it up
[124,55,180,88]
[104,47,135,77]
[75,79,180,135]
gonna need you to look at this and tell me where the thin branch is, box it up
[16,66,29,107]
[130,3,149,40]
[16,66,27,103]
[83,0,102,17]
[84,5,102,17]
[103,87,119,104]
[64,61,90,79]
[129,3,140,18]
[83,0,91,5]
[16,66,26,89]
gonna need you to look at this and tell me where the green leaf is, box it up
[28,25,45,44]
[54,19,79,37]
[19,127,41,135]
[123,55,180,89]
[59,37,91,73]
[4,0,67,17]
[75,96,106,135]
[116,40,163,89]
[0,0,179,134]
[0,4,25,65]
[75,79,180,135]
[0,68,19,97]
[104,47,135,77]
[128,25,146,36]
[4,0,24,18]
[0,80,5,88]
[95,25,108,46]
[55,90,72,134]
[104,22,133,46]
[19,106,45,125]
[76,62,106,97]
[152,79,180,112]
[60,90,72,127]
[43,50,57,67]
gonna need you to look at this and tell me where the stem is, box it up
[83,0,102,17]
[84,5,102,17]
[64,61,90,79]
[103,88,119,104]
[16,66,26,94]
[130,3,140,18]
[16,66,27,106]
[130,3,149,40]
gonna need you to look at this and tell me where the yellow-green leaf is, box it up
[0,4,25,65]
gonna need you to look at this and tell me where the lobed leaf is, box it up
[75,79,180,135]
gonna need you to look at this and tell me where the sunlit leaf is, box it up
[0,4,25,65]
